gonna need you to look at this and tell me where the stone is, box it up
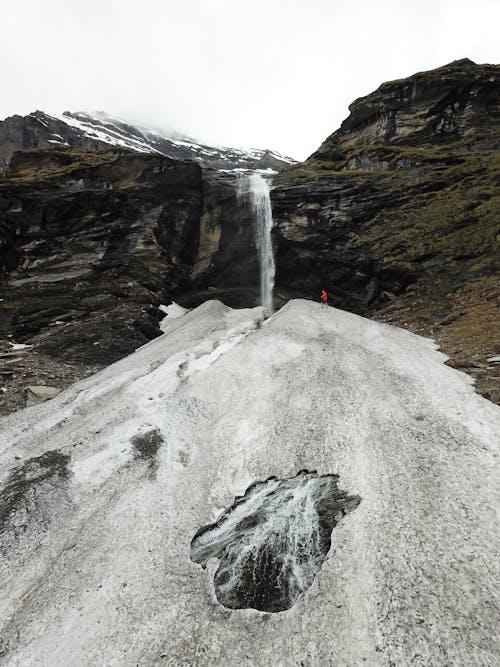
[24,385,60,406]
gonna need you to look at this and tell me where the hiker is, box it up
[321,289,328,306]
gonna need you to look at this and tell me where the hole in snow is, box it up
[190,470,361,613]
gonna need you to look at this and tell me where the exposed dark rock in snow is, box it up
[191,471,360,612]
[0,450,71,543]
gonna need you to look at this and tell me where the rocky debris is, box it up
[0,110,296,171]
[0,338,100,416]
[272,59,499,403]
[372,273,500,403]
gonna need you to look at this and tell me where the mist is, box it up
[2,0,499,159]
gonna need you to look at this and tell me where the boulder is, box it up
[24,385,60,406]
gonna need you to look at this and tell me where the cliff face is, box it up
[272,59,499,401]
[312,58,499,158]
[0,150,203,364]
[0,149,264,414]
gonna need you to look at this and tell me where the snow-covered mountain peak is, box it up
[0,109,296,171]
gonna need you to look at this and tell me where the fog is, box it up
[2,0,499,159]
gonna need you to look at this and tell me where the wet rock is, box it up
[191,471,361,613]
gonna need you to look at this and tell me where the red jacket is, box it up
[321,290,327,302]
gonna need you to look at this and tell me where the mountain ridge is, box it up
[0,110,296,172]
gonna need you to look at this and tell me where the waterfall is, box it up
[191,471,361,613]
[239,173,276,315]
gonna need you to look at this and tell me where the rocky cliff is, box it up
[0,149,265,412]
[0,149,204,359]
[271,59,499,401]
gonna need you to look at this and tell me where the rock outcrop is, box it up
[0,149,204,366]
[0,148,266,412]
[271,59,499,401]
[312,59,499,158]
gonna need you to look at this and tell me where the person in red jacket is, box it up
[321,289,328,306]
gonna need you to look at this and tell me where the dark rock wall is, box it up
[182,171,260,308]
[271,59,499,311]
[312,59,500,162]
[0,150,203,364]
[0,149,261,366]
[0,112,110,167]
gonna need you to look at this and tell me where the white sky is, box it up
[2,0,499,160]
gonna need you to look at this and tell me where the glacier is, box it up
[0,300,498,666]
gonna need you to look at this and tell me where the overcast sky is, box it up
[2,0,499,159]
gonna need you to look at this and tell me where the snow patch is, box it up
[159,302,188,331]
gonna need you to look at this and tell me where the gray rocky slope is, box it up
[0,300,498,666]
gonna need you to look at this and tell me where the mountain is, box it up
[0,110,296,171]
[271,58,499,402]
[0,299,498,665]
[0,59,498,415]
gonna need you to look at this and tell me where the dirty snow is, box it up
[0,300,498,666]
[159,302,188,331]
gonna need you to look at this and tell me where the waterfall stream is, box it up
[191,471,361,613]
[239,173,276,315]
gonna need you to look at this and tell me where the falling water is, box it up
[191,471,361,613]
[239,173,276,315]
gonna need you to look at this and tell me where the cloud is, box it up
[2,0,499,159]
